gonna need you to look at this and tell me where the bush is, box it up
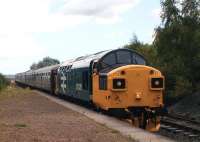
[0,73,8,91]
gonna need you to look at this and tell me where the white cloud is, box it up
[0,0,141,74]
[0,34,47,74]
[62,0,140,24]
[0,0,141,34]
[0,34,45,59]
[0,0,89,34]
[0,58,34,74]
[0,0,141,57]
[151,8,161,19]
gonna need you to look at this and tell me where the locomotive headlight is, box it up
[113,79,125,89]
[116,81,122,87]
[154,80,160,86]
[151,78,164,89]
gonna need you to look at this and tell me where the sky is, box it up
[0,0,161,75]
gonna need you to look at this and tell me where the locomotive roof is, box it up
[60,48,145,69]
[60,49,112,69]
[60,59,75,67]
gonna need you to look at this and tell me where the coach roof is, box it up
[33,64,60,74]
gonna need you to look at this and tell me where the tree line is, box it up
[125,0,200,104]
[30,57,60,70]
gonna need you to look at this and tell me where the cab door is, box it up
[89,60,97,95]
[51,69,58,95]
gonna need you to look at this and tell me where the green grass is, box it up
[0,86,32,101]
[110,129,119,134]
[14,123,27,128]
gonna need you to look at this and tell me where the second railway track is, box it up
[160,114,200,142]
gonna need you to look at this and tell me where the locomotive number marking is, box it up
[61,72,66,93]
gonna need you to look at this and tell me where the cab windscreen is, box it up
[113,79,125,89]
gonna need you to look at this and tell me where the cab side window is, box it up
[99,75,107,90]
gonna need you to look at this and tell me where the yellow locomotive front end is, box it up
[92,49,164,131]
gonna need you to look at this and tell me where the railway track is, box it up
[167,113,200,125]
[160,114,200,142]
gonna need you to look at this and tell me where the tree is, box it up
[30,63,37,70]
[154,0,200,99]
[160,0,180,27]
[154,0,185,98]
[182,0,200,22]
[180,0,200,90]
[30,57,60,70]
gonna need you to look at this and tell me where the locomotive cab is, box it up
[91,49,164,131]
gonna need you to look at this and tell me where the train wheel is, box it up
[130,112,147,129]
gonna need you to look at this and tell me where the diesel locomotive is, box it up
[15,48,164,131]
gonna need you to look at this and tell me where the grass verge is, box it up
[0,86,32,101]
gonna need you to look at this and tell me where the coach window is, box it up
[82,71,88,90]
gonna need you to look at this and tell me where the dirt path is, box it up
[0,87,134,142]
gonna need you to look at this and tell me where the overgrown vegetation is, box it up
[0,86,32,100]
[0,73,8,91]
[14,123,27,128]
[126,0,200,104]
[30,57,60,70]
